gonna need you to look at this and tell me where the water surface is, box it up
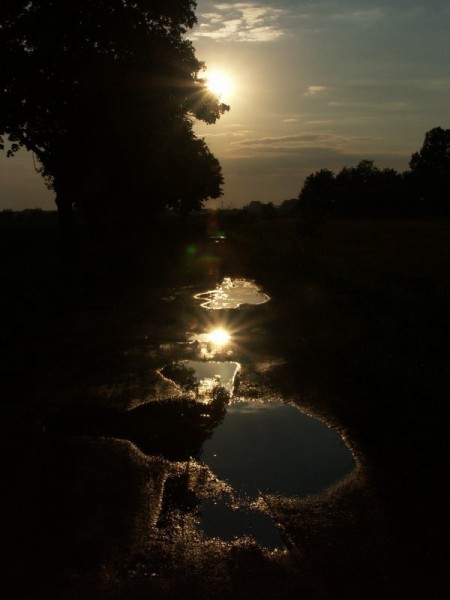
[201,399,353,498]
[160,360,240,399]
[158,280,355,548]
[196,399,353,548]
[194,278,270,309]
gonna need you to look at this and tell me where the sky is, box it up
[1,0,449,211]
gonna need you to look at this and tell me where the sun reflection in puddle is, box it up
[208,328,230,345]
[187,327,233,359]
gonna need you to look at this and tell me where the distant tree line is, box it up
[297,127,450,231]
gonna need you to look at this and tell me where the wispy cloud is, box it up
[232,132,353,148]
[327,100,410,111]
[304,85,330,96]
[332,7,386,23]
[191,3,287,42]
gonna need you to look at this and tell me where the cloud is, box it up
[414,77,450,91]
[327,100,410,111]
[190,3,286,42]
[304,85,330,96]
[201,131,251,139]
[232,132,352,148]
[220,148,411,180]
[332,7,386,23]
[226,130,390,166]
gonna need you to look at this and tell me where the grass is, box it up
[228,217,450,599]
[1,211,449,599]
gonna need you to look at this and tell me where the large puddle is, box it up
[199,399,353,547]
[202,399,352,499]
[158,278,355,549]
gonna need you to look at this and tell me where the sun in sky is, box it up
[206,71,233,101]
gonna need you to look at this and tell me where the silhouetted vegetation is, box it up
[296,127,450,231]
[0,1,228,231]
[409,126,450,216]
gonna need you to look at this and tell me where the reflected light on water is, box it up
[208,328,230,346]
[188,327,233,360]
[160,360,240,400]
[195,278,270,309]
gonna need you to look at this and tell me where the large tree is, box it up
[296,169,335,234]
[164,121,224,218]
[409,127,450,216]
[0,1,229,228]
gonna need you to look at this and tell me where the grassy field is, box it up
[228,217,450,599]
[1,212,449,599]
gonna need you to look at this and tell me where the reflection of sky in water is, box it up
[186,360,240,394]
[162,276,353,549]
[195,278,270,309]
[201,400,354,499]
[162,360,240,396]
[187,329,233,360]
[198,399,354,548]
[200,498,285,549]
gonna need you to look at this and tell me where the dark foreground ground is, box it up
[1,211,449,599]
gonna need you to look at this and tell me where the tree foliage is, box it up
[296,128,450,230]
[0,0,229,226]
[409,127,450,216]
[297,169,334,234]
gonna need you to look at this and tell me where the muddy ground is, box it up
[1,212,449,599]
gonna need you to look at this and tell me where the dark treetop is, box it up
[0,1,229,227]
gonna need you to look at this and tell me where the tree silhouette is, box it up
[334,160,382,217]
[297,161,408,222]
[0,1,229,230]
[297,169,335,233]
[409,127,450,216]
[164,121,224,218]
[296,128,450,222]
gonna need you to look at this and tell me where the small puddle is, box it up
[160,360,240,399]
[194,277,270,309]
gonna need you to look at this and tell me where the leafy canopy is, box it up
[0,1,229,220]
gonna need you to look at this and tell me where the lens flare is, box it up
[208,328,230,346]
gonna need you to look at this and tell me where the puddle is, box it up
[156,278,354,549]
[200,497,284,548]
[187,329,233,360]
[194,278,270,309]
[160,360,240,400]
[197,399,354,548]
[201,399,353,499]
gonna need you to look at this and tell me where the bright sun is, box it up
[208,328,230,346]
[206,71,233,101]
